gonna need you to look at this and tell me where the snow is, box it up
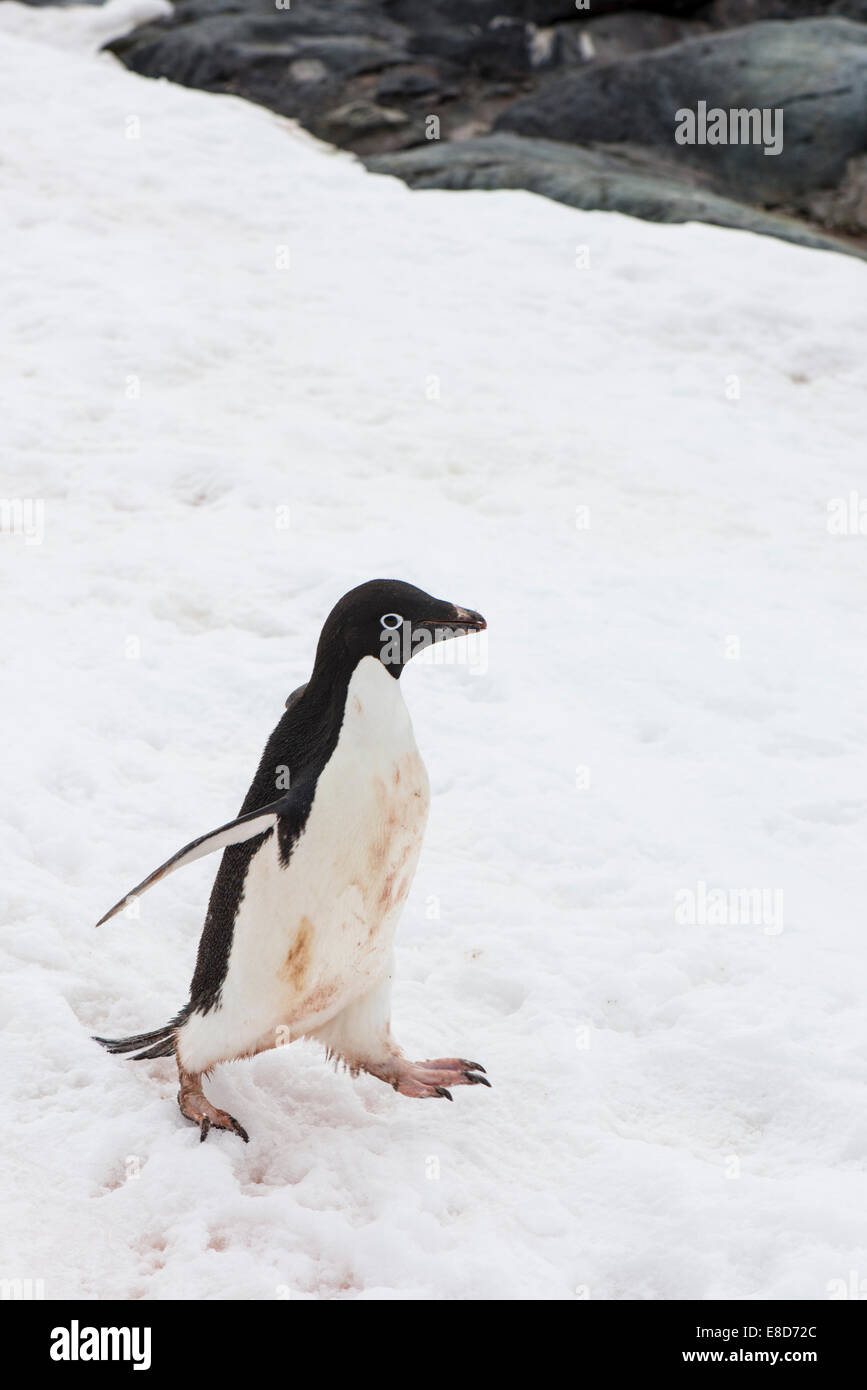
[2,0,867,1302]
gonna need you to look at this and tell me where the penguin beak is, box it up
[418,605,486,640]
[449,605,487,635]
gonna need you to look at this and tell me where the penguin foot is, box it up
[177,1070,249,1143]
[369,1057,491,1100]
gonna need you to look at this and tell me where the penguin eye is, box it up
[380,612,403,630]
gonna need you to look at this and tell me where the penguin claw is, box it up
[367,1057,490,1099]
[178,1071,250,1144]
[193,1108,248,1144]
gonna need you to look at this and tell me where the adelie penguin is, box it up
[94,580,490,1141]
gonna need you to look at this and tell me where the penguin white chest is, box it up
[205,658,430,1057]
[314,656,431,950]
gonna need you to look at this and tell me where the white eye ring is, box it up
[380,612,403,630]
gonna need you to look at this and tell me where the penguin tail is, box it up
[93,1023,178,1061]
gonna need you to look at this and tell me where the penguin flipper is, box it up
[284,680,307,712]
[95,799,285,927]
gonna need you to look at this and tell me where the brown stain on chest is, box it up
[281,915,314,990]
[375,838,415,915]
[297,981,339,1016]
[364,754,429,934]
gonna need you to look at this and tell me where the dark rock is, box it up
[377,67,442,99]
[806,152,867,234]
[386,0,648,25]
[554,12,709,65]
[496,19,867,203]
[108,1,410,65]
[321,99,410,140]
[364,132,867,257]
[106,9,414,124]
[701,1,867,23]
[517,0,708,19]
[389,0,710,21]
[405,20,531,79]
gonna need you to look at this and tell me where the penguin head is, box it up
[316,579,486,679]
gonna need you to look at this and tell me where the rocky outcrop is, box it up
[106,0,524,154]
[496,20,867,206]
[93,0,867,256]
[703,1,867,23]
[364,134,866,257]
[554,13,711,65]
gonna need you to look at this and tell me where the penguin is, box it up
[94,580,490,1142]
